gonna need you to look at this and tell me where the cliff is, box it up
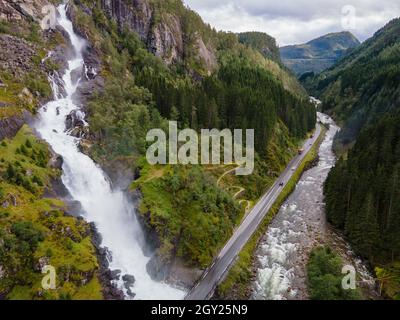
[99,0,216,71]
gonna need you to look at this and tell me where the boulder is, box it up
[65,109,86,130]
[122,274,135,289]
[110,269,121,281]
[49,154,63,169]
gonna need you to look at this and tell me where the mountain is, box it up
[304,18,400,148]
[0,0,316,299]
[280,31,360,76]
[238,31,281,63]
[318,18,400,299]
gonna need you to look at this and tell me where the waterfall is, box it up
[35,3,185,300]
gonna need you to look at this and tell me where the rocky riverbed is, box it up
[251,113,378,300]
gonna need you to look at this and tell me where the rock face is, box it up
[90,223,125,300]
[98,0,216,70]
[148,13,184,65]
[0,34,38,78]
[0,0,50,22]
[0,111,29,141]
[100,0,183,64]
[102,0,153,40]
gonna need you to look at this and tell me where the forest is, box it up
[303,18,400,149]
[324,112,400,298]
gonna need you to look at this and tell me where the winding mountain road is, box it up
[186,122,323,300]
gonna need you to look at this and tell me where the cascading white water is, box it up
[35,3,185,300]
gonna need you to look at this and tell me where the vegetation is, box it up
[0,14,61,120]
[307,246,361,300]
[134,163,240,267]
[217,126,325,298]
[324,113,400,299]
[82,16,315,160]
[238,32,281,63]
[67,0,316,271]
[281,31,360,76]
[303,18,400,149]
[302,18,400,299]
[0,127,102,300]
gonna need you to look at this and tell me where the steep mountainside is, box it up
[281,31,360,76]
[304,18,400,148]
[324,113,400,299]
[1,0,316,298]
[316,18,400,299]
[238,31,281,63]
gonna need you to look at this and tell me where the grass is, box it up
[134,163,241,268]
[0,126,103,300]
[216,126,326,298]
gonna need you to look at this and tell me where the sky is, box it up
[183,0,400,46]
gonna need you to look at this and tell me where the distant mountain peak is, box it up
[280,31,360,76]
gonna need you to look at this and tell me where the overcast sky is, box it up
[183,0,400,46]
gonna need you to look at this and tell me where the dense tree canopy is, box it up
[324,112,400,263]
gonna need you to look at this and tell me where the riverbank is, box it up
[215,121,326,299]
[250,114,378,300]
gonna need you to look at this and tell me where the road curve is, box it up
[185,122,323,300]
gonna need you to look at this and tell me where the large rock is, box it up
[0,111,29,141]
[148,13,183,65]
[97,0,215,70]
[65,109,86,130]
[0,0,50,22]
[102,0,153,40]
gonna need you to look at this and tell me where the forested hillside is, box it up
[238,32,281,63]
[317,18,400,299]
[68,0,316,271]
[0,0,316,297]
[324,113,400,299]
[303,18,400,149]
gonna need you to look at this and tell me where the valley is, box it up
[0,0,399,302]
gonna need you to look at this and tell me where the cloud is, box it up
[183,0,400,45]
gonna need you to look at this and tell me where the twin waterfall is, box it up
[35,4,184,300]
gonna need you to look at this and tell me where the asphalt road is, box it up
[185,123,322,300]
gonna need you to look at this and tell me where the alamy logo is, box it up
[146,122,255,175]
[341,5,357,30]
[40,5,57,31]
[41,265,56,290]
[342,265,356,290]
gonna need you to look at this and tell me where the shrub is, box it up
[25,139,32,148]
[307,246,361,300]
[11,221,44,250]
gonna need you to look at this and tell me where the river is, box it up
[34,3,185,300]
[251,113,377,300]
